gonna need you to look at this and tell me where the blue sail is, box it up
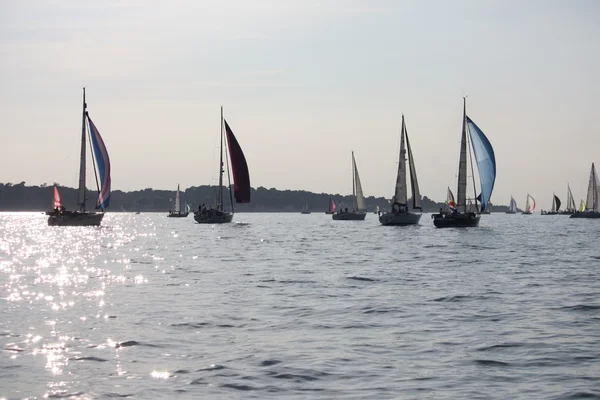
[88,115,111,209]
[466,116,496,212]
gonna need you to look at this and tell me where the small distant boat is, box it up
[194,107,250,224]
[168,184,189,217]
[374,205,379,214]
[325,198,336,214]
[301,204,311,214]
[333,152,367,221]
[432,98,496,228]
[558,184,576,215]
[47,88,111,227]
[541,194,561,215]
[571,163,600,219]
[522,194,535,214]
[379,114,422,226]
[505,196,518,214]
[480,201,492,214]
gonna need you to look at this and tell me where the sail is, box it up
[87,115,111,210]
[509,196,517,212]
[405,121,422,209]
[466,116,496,213]
[224,120,250,203]
[394,116,408,205]
[186,203,191,213]
[174,185,181,213]
[524,194,531,213]
[567,185,576,211]
[457,99,468,211]
[447,187,456,210]
[552,195,561,212]
[78,89,87,211]
[53,185,62,209]
[530,194,536,212]
[584,163,600,212]
[580,199,586,212]
[329,198,337,213]
[353,153,366,211]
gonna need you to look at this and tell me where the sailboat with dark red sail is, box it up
[194,107,250,224]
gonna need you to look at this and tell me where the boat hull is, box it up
[379,212,421,226]
[541,211,558,215]
[167,212,189,218]
[432,212,479,228]
[193,211,233,224]
[522,211,532,215]
[325,211,334,214]
[332,212,366,221]
[47,212,104,227]
[570,212,600,219]
[505,211,517,214]
[301,211,311,214]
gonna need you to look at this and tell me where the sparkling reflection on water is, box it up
[1,212,599,399]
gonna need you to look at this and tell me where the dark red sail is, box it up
[224,119,251,203]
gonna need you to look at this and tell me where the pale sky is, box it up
[1,0,599,209]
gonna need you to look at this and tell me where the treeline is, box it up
[0,182,508,213]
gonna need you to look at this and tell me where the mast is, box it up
[218,106,224,212]
[77,88,87,212]
[457,97,468,213]
[352,151,357,211]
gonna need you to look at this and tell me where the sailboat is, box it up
[374,205,379,214]
[541,194,561,215]
[193,107,250,224]
[570,162,600,218]
[47,88,111,226]
[522,194,535,214]
[301,204,311,214]
[325,198,336,214]
[559,184,576,215]
[505,196,518,214]
[168,184,189,217]
[432,98,496,228]
[332,152,367,220]
[379,115,422,226]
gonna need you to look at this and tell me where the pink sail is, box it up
[329,198,337,213]
[53,185,62,209]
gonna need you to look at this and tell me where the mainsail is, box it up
[457,99,468,211]
[352,152,366,212]
[405,120,421,210]
[551,195,561,212]
[466,116,496,213]
[224,120,250,204]
[509,196,517,212]
[88,115,111,210]
[584,163,600,212]
[174,184,181,213]
[566,185,576,211]
[53,185,62,209]
[394,116,408,206]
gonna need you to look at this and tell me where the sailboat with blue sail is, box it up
[432,98,496,228]
[47,88,111,226]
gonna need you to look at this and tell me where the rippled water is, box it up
[1,212,599,399]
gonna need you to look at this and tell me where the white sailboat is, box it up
[571,163,600,218]
[559,184,576,214]
[379,115,422,226]
[522,194,535,214]
[505,196,518,214]
[301,204,311,214]
[168,184,189,217]
[333,152,367,220]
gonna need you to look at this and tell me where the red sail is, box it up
[224,119,251,203]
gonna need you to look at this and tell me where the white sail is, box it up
[405,120,421,210]
[394,117,408,205]
[585,163,600,212]
[509,196,517,212]
[551,194,557,213]
[567,185,576,211]
[174,184,181,213]
[524,194,531,213]
[457,98,468,212]
[353,152,366,212]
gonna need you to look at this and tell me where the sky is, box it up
[1,0,599,209]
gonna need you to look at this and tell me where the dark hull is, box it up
[301,211,311,214]
[193,211,233,224]
[505,211,517,214]
[570,212,600,219]
[379,212,421,226]
[541,212,558,215]
[559,210,574,215]
[47,212,104,227]
[522,212,532,215]
[325,211,334,214]
[332,212,366,221]
[167,212,189,218]
[432,212,480,228]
